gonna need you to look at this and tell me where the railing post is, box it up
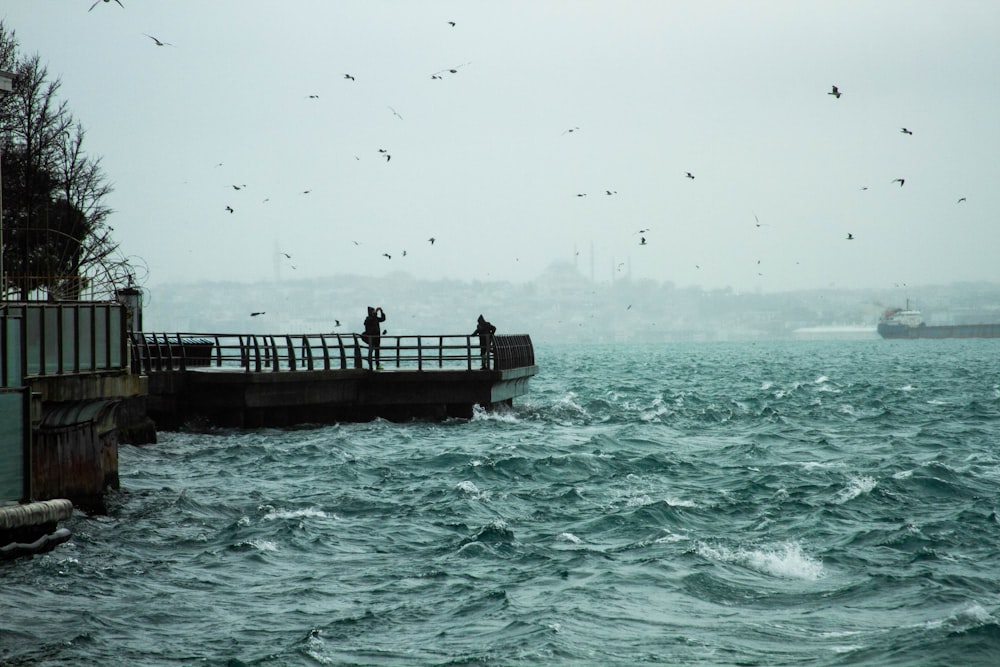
[335,334,347,370]
[320,334,331,370]
[285,335,296,371]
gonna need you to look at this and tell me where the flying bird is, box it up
[382,253,392,259]
[562,126,580,135]
[828,85,842,98]
[685,172,695,179]
[231,184,245,190]
[606,190,617,195]
[250,311,265,317]
[143,33,173,46]
[900,127,913,135]
[428,237,436,245]
[892,178,905,187]
[448,21,456,27]
[307,94,319,99]
[388,106,403,120]
[343,74,355,81]
[640,237,647,246]
[89,0,123,10]
[846,233,854,240]
[334,319,341,327]
[957,197,967,203]
[225,206,234,213]
[280,252,291,259]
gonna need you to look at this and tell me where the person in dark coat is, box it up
[363,306,386,369]
[472,314,496,369]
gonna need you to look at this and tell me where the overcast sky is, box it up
[3,2,998,294]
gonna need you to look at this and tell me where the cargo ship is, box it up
[877,305,1000,339]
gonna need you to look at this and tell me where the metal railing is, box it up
[131,333,534,374]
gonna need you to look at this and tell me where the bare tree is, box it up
[0,21,130,300]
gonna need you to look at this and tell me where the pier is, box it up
[133,331,537,427]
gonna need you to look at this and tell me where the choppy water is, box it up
[4,340,1000,666]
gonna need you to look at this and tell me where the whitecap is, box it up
[697,540,823,580]
[900,384,915,392]
[456,480,491,500]
[665,496,697,508]
[557,532,583,544]
[654,530,689,543]
[237,539,279,552]
[834,475,877,504]
[471,404,519,423]
[814,375,828,384]
[746,542,823,580]
[262,507,328,521]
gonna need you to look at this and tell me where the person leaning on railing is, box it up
[472,314,496,370]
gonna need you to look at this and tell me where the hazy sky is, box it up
[3,2,998,294]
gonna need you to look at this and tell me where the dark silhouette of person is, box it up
[363,306,386,369]
[472,314,496,369]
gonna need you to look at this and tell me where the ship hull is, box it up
[877,323,1000,339]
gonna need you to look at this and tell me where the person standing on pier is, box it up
[473,314,496,370]
[363,306,386,370]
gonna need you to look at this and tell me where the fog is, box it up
[3,2,999,299]
[142,268,1000,344]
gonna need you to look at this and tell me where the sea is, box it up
[3,339,1000,666]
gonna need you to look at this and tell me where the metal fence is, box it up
[131,332,535,374]
[1,302,127,385]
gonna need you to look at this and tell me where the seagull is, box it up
[640,236,647,245]
[846,233,854,240]
[343,74,355,81]
[334,319,341,327]
[143,33,173,46]
[754,213,768,228]
[448,21,456,27]
[225,206,234,213]
[231,184,245,190]
[860,186,869,190]
[384,154,391,162]
[576,193,587,197]
[89,0,123,10]
[957,197,967,203]
[428,237,436,245]
[430,63,470,78]
[562,126,580,135]
[250,311,265,317]
[388,106,403,120]
[307,94,319,99]
[281,252,291,259]
[382,253,392,259]
[302,189,311,194]
[606,190,617,195]
[685,172,695,179]
[892,178,905,187]
[402,250,407,257]
[900,127,913,135]
[828,85,842,98]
